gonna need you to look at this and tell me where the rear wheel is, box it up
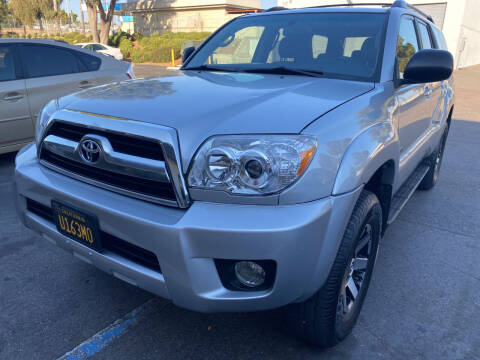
[284,190,382,347]
[418,127,449,191]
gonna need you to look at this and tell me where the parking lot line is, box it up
[57,298,165,360]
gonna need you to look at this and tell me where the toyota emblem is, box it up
[79,139,101,164]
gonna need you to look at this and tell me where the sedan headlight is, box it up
[188,135,317,195]
[35,99,58,146]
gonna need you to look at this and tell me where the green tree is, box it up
[0,0,9,28]
[10,0,62,31]
[85,0,117,45]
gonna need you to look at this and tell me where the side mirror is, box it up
[182,46,195,64]
[403,49,453,83]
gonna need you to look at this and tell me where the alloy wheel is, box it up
[336,223,373,321]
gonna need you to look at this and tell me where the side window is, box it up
[434,28,448,50]
[417,22,433,49]
[21,45,79,78]
[93,44,107,51]
[76,52,102,72]
[396,17,419,79]
[0,45,17,82]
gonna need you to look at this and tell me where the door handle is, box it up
[3,92,24,102]
[79,81,92,89]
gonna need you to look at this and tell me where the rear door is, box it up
[0,44,33,151]
[416,19,443,124]
[20,43,98,124]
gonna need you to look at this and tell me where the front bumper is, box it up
[15,143,361,312]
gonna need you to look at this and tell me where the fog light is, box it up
[234,261,266,288]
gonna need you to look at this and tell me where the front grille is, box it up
[47,122,165,161]
[41,149,177,201]
[26,199,162,273]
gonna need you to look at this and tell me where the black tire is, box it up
[418,127,449,191]
[284,190,382,347]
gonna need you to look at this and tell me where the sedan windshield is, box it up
[184,12,387,82]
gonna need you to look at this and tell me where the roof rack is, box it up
[392,0,434,23]
[305,1,434,23]
[264,6,288,12]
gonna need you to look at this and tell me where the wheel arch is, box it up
[363,160,395,235]
[333,121,398,196]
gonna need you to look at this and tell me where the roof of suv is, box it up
[247,6,389,16]
[244,1,434,25]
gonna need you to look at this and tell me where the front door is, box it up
[395,16,432,186]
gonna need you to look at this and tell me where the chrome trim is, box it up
[43,134,170,183]
[38,109,191,208]
[39,160,179,207]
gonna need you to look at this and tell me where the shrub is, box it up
[109,31,130,47]
[130,48,153,63]
[131,32,143,42]
[150,47,181,63]
[119,37,134,59]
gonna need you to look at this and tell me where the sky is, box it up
[62,0,279,16]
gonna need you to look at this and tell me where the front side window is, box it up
[185,13,387,82]
[396,17,419,79]
[21,45,79,78]
[0,45,17,82]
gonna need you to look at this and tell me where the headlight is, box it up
[188,135,317,195]
[35,99,58,146]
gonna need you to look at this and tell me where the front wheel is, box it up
[284,190,382,347]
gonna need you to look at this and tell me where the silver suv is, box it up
[14,1,454,347]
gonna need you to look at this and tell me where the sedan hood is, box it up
[60,71,374,163]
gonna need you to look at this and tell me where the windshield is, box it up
[184,12,387,82]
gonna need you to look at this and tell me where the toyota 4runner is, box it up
[14,0,454,347]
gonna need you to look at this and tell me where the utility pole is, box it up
[80,0,85,34]
[65,0,72,26]
[53,0,60,32]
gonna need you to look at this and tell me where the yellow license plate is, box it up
[52,201,102,251]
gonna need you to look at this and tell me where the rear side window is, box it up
[433,27,448,50]
[396,17,419,79]
[417,22,433,49]
[92,44,107,51]
[22,45,79,78]
[0,45,17,82]
[76,51,102,71]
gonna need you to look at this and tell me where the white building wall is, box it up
[277,0,480,68]
[455,0,480,68]
[124,0,260,35]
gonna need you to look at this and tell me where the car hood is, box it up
[60,71,374,165]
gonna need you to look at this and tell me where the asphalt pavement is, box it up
[0,64,479,360]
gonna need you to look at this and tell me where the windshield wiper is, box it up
[183,65,239,72]
[243,66,324,78]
